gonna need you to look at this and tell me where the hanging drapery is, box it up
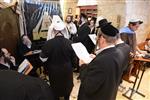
[0,7,20,56]
[23,0,62,40]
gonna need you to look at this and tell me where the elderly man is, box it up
[40,19,77,100]
[17,34,33,64]
[0,48,16,70]
[78,22,123,100]
[47,15,69,40]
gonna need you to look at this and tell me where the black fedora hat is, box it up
[97,19,111,28]
[101,24,119,37]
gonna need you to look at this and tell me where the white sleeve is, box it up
[39,56,48,62]
[71,23,77,35]
[47,25,55,40]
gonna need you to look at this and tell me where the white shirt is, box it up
[95,45,115,55]
[66,22,77,35]
[115,40,124,45]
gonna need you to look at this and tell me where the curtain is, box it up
[24,0,62,40]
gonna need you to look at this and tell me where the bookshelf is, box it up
[79,5,97,17]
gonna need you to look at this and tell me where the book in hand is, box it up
[18,59,33,75]
[24,50,41,56]
[89,34,97,45]
[71,42,93,63]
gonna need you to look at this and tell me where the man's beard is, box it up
[4,56,11,64]
[66,21,71,24]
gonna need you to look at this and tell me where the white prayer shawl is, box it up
[47,25,70,40]
[47,15,70,40]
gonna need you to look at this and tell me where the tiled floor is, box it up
[70,68,150,100]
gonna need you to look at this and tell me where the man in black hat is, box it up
[73,13,92,53]
[78,23,123,100]
[72,13,92,73]
[0,70,54,100]
[98,18,132,83]
[97,18,112,28]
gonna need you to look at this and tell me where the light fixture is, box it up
[4,0,11,3]
[77,0,97,6]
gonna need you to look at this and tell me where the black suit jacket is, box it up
[0,63,9,70]
[0,70,54,100]
[78,47,123,100]
[120,33,136,53]
[0,62,17,70]
[73,23,93,53]
[116,43,131,74]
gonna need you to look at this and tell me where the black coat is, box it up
[88,27,97,53]
[90,27,97,35]
[116,43,131,74]
[78,47,123,100]
[40,36,77,97]
[120,33,136,53]
[0,63,9,70]
[17,41,32,57]
[0,70,54,100]
[73,23,94,53]
[0,62,17,71]
[16,41,32,64]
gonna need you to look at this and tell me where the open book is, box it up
[89,34,97,45]
[18,59,33,75]
[71,42,93,63]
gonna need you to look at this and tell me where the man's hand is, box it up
[90,54,96,59]
[79,59,85,66]
[79,54,96,66]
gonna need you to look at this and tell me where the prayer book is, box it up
[89,34,97,45]
[72,42,93,63]
[18,59,33,75]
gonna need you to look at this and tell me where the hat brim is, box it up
[139,21,143,24]
[97,22,112,28]
[129,20,143,24]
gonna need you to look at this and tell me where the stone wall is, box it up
[97,0,126,29]
[96,0,150,43]
[125,0,150,43]
[62,0,78,20]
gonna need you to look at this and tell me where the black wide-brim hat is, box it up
[97,19,112,28]
[101,24,119,37]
